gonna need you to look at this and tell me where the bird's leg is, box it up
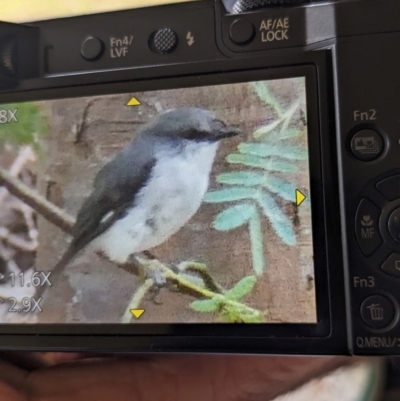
[127,253,167,287]
[143,250,157,260]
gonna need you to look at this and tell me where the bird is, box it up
[51,107,240,278]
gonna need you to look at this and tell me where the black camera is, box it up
[0,0,399,356]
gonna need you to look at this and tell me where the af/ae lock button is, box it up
[81,36,104,61]
[229,19,255,45]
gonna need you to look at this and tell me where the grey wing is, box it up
[57,138,156,269]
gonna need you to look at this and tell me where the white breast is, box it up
[93,141,219,264]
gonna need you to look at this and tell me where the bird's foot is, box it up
[127,254,167,287]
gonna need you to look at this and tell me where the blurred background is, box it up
[1,0,194,22]
[0,0,393,399]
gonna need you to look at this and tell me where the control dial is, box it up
[228,0,311,14]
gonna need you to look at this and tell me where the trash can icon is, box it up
[367,304,384,321]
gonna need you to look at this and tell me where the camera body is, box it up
[0,0,399,356]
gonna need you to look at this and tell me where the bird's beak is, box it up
[215,125,241,140]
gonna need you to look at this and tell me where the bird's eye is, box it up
[214,119,226,128]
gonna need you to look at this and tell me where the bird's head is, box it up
[148,107,241,143]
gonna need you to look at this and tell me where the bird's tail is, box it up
[51,245,78,278]
[35,245,78,299]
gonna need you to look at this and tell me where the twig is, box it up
[18,202,38,242]
[75,99,95,144]
[0,146,35,206]
[0,166,75,235]
[135,257,263,320]
[0,227,37,252]
[121,278,155,323]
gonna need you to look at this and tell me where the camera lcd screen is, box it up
[0,77,317,325]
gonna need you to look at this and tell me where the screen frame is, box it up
[0,51,348,354]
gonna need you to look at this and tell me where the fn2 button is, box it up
[355,199,383,256]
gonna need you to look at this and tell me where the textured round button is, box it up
[81,36,104,61]
[229,19,255,45]
[350,129,384,161]
[232,0,307,14]
[388,207,400,243]
[151,28,178,54]
[361,295,396,329]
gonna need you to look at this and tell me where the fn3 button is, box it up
[355,198,383,256]
[361,295,396,329]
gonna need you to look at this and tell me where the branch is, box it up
[121,278,155,323]
[178,262,224,293]
[134,257,264,322]
[0,166,75,235]
[0,171,264,322]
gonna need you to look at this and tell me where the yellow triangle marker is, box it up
[130,309,145,319]
[127,97,141,106]
[295,189,306,206]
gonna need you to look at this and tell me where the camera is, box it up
[0,0,399,356]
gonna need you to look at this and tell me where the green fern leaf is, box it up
[226,154,297,172]
[204,187,258,203]
[256,191,297,246]
[238,143,308,161]
[278,128,303,139]
[263,176,297,202]
[225,276,257,301]
[190,298,221,313]
[213,203,256,231]
[248,211,265,275]
[263,159,298,173]
[253,119,283,139]
[216,171,265,186]
[251,82,283,117]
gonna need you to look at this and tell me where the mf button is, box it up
[361,295,396,329]
[355,198,383,256]
[388,207,400,243]
[381,253,400,277]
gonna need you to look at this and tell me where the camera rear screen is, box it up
[0,77,317,324]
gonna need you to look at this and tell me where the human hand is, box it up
[0,352,363,401]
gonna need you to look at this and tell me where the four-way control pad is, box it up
[354,173,400,332]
